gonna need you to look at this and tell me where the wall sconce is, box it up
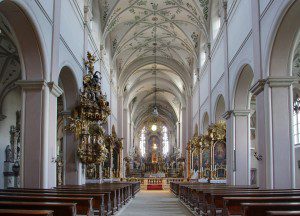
[254,152,263,161]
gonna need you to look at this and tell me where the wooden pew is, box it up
[2,189,109,216]
[0,201,76,216]
[0,195,93,216]
[206,190,300,216]
[241,202,300,216]
[224,196,300,216]
[267,211,300,215]
[0,209,54,216]
[53,186,119,213]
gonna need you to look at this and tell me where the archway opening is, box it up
[57,66,78,185]
[215,95,225,123]
[233,64,254,185]
[0,12,23,189]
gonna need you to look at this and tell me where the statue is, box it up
[5,145,13,163]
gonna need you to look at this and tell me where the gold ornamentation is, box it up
[65,52,111,165]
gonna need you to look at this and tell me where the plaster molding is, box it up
[48,82,63,97]
[222,110,233,120]
[266,76,296,87]
[233,109,251,116]
[250,79,266,96]
[61,111,71,116]
[222,109,251,119]
[16,80,47,90]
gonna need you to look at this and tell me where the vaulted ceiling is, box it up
[99,0,209,129]
[0,16,21,120]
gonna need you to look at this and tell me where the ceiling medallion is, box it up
[152,16,158,22]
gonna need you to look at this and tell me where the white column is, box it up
[17,80,48,188]
[123,108,128,158]
[181,107,187,158]
[265,77,295,188]
[224,110,251,186]
[223,111,234,185]
[250,80,267,188]
[47,82,63,188]
[233,110,251,185]
[176,121,180,150]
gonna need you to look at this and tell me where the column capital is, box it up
[16,80,47,90]
[48,82,63,97]
[222,109,251,119]
[233,109,251,116]
[266,76,296,87]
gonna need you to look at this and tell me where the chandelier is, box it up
[152,7,159,117]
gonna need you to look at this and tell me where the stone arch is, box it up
[0,1,48,188]
[0,1,46,80]
[265,0,300,188]
[59,66,79,111]
[234,65,254,110]
[231,64,254,186]
[268,0,300,77]
[214,94,225,123]
[58,66,79,185]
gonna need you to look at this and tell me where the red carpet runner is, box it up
[147,184,163,190]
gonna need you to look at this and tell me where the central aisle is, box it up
[118,190,193,216]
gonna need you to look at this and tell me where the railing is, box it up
[123,178,186,189]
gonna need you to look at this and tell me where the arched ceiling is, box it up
[0,16,21,119]
[99,0,209,130]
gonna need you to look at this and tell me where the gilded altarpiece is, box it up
[188,122,226,181]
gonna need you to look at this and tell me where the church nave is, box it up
[1,0,300,215]
[117,190,193,216]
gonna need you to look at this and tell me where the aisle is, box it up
[117,190,193,216]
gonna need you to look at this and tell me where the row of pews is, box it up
[0,181,140,216]
[170,182,300,216]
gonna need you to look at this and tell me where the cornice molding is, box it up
[222,109,251,119]
[233,109,251,116]
[250,79,266,96]
[48,82,63,97]
[266,76,296,87]
[16,80,47,90]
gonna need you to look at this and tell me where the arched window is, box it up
[293,96,300,144]
[211,0,222,40]
[139,127,146,157]
[200,51,206,67]
[162,126,169,156]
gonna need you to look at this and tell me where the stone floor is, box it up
[117,190,193,216]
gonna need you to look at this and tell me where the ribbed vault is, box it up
[100,0,209,148]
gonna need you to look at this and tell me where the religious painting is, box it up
[192,150,200,172]
[214,141,226,179]
[148,135,160,150]
[202,148,211,178]
[214,141,226,165]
